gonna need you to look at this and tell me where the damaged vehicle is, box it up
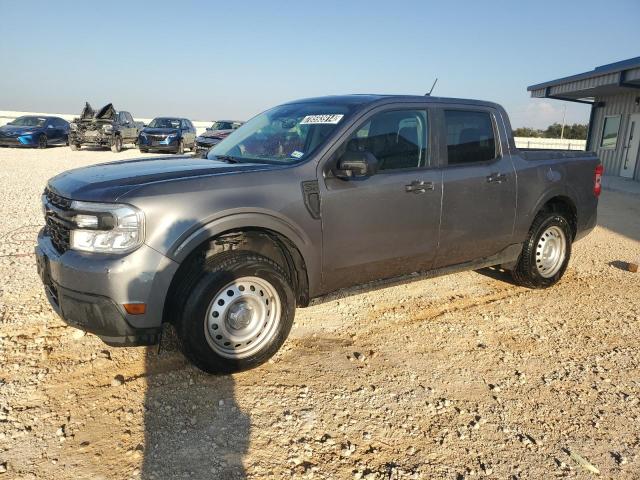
[194,120,243,158]
[138,117,196,154]
[69,103,143,153]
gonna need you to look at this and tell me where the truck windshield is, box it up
[9,116,47,127]
[207,103,352,164]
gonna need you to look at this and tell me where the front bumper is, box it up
[138,135,179,150]
[70,131,111,146]
[35,229,179,346]
[0,135,38,147]
[194,140,219,158]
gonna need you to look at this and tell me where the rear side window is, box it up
[346,110,428,171]
[445,110,497,165]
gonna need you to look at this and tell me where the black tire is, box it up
[175,251,295,374]
[511,211,572,288]
[110,135,122,153]
[139,147,149,153]
[37,134,48,149]
[70,143,80,151]
[176,139,184,155]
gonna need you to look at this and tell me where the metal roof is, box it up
[528,57,640,103]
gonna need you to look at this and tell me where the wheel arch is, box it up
[162,225,311,326]
[537,195,578,239]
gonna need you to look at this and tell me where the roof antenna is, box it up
[425,78,438,96]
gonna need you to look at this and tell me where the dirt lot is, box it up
[0,146,639,479]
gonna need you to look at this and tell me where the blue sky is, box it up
[1,0,638,128]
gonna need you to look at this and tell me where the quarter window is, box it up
[600,115,621,149]
[346,110,428,171]
[445,110,497,165]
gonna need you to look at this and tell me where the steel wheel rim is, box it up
[535,225,566,278]
[204,276,281,359]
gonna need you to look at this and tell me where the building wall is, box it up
[590,92,640,180]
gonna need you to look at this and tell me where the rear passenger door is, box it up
[434,107,516,267]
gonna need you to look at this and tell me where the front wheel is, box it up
[176,251,295,374]
[511,212,572,288]
[37,134,48,149]
[176,139,184,155]
[110,135,122,153]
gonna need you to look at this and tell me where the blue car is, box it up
[138,117,196,154]
[0,116,69,148]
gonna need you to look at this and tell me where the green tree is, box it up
[513,127,542,137]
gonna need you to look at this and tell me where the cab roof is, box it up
[284,94,502,110]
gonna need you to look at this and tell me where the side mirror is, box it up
[334,151,378,179]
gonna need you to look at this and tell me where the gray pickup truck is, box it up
[36,95,602,373]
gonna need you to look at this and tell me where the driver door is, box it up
[320,107,443,291]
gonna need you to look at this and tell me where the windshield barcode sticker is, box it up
[300,114,344,125]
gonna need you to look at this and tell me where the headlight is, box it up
[102,125,113,133]
[69,201,144,253]
[140,131,147,138]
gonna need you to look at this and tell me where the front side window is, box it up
[344,110,428,171]
[445,110,497,165]
[208,103,354,164]
[600,116,621,149]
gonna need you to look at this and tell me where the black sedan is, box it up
[0,116,69,148]
[138,117,196,154]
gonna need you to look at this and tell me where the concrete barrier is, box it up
[0,110,214,136]
[514,136,586,150]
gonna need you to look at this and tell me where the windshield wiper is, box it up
[213,155,241,163]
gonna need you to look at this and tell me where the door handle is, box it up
[405,180,435,193]
[486,173,507,184]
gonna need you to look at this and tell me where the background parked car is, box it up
[69,103,143,153]
[193,120,243,157]
[138,117,196,154]
[0,116,69,148]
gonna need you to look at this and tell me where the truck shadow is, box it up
[125,218,250,479]
[140,340,250,479]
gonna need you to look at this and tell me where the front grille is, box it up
[45,188,72,209]
[43,188,72,253]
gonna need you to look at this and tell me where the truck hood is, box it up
[47,156,275,202]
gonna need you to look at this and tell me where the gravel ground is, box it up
[0,146,639,479]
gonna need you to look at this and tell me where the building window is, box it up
[600,115,621,149]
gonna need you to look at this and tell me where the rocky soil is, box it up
[0,147,639,479]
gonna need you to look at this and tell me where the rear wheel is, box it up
[139,147,149,153]
[110,135,122,153]
[512,211,572,288]
[37,134,48,149]
[175,251,295,374]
